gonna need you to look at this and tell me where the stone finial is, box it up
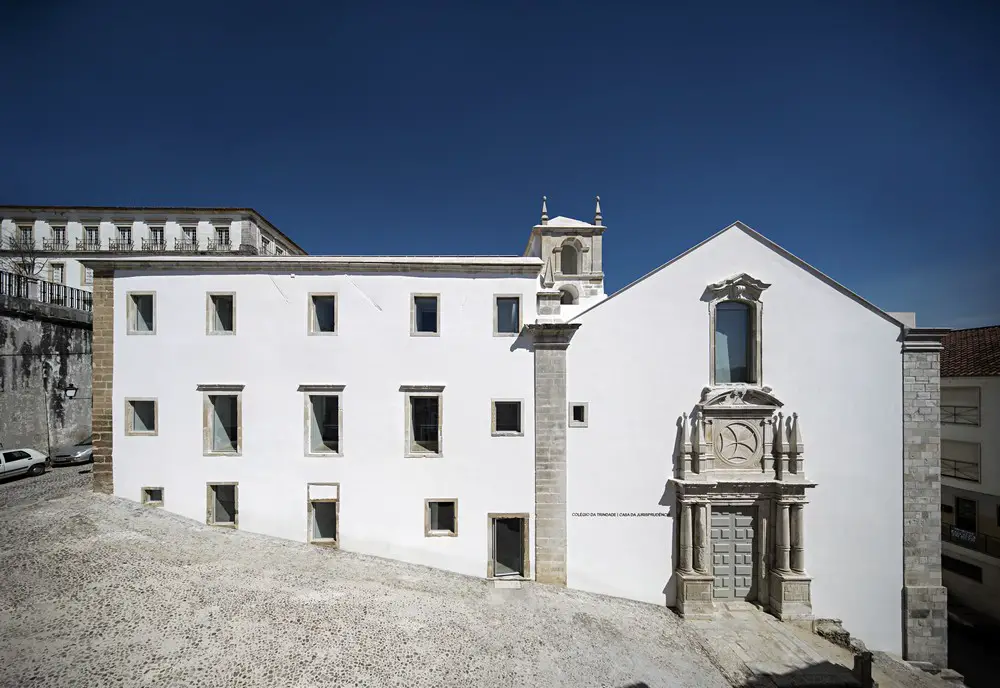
[773,412,784,455]
[678,412,691,457]
[594,195,602,225]
[692,409,705,457]
[540,196,549,225]
[790,412,804,455]
[541,256,555,288]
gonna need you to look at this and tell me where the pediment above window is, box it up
[706,273,771,303]
[700,384,783,412]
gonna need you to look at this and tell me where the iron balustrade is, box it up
[141,239,167,251]
[942,524,1000,559]
[0,270,92,312]
[42,240,70,251]
[173,238,199,252]
[74,239,102,251]
[942,457,980,482]
[942,405,980,426]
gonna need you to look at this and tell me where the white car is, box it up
[1,448,50,478]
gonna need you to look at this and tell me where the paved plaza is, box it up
[0,469,953,688]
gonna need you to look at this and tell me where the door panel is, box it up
[711,507,756,600]
[493,517,524,577]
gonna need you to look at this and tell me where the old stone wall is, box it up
[902,334,948,667]
[0,295,92,454]
[91,274,113,493]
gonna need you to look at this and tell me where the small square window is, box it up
[50,262,65,284]
[309,294,337,334]
[412,295,439,335]
[425,499,457,537]
[494,295,521,335]
[307,394,341,454]
[207,293,235,334]
[207,483,238,527]
[492,400,523,436]
[141,487,164,506]
[309,500,338,544]
[569,402,588,428]
[125,399,157,435]
[127,292,155,334]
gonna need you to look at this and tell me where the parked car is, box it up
[52,434,93,466]
[1,448,50,478]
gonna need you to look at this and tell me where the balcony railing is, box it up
[942,405,980,426]
[142,239,167,252]
[75,239,102,251]
[0,270,93,312]
[207,240,233,252]
[942,458,980,482]
[109,240,135,252]
[942,524,1000,559]
[42,239,70,251]
[173,238,199,252]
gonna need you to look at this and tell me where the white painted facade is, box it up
[941,373,1000,619]
[92,210,916,654]
[0,207,303,292]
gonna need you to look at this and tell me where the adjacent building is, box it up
[939,326,1000,619]
[79,200,947,664]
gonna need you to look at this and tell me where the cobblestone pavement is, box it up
[1,469,729,688]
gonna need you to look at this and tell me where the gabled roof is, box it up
[569,220,905,328]
[942,326,1000,377]
[544,216,595,228]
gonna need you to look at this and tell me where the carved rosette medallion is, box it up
[714,420,761,465]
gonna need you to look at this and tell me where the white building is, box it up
[939,326,1000,619]
[80,200,948,664]
[0,206,305,292]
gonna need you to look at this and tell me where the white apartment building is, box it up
[80,200,949,663]
[0,206,305,292]
[939,326,1000,619]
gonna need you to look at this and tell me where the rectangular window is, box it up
[216,227,230,245]
[150,226,165,244]
[714,301,754,384]
[141,487,164,506]
[308,483,339,545]
[261,236,271,253]
[85,226,99,244]
[308,394,341,454]
[118,225,132,243]
[942,387,981,426]
[411,294,439,335]
[199,386,243,455]
[955,497,978,533]
[494,295,521,335]
[52,226,66,243]
[50,262,65,284]
[569,402,588,428]
[126,292,155,334]
[492,400,523,436]
[425,499,457,536]
[942,554,982,583]
[207,483,238,527]
[207,293,236,334]
[125,399,157,435]
[309,294,337,334]
[183,226,197,243]
[942,440,981,482]
[19,225,32,244]
[402,386,444,457]
[275,246,284,255]
[82,268,94,286]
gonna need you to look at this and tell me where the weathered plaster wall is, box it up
[0,296,92,453]
[565,225,904,653]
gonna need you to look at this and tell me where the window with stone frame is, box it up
[199,385,243,455]
[706,274,769,387]
[307,393,341,454]
[207,483,238,527]
[411,294,439,335]
[492,400,523,436]
[126,292,156,334]
[309,294,337,334]
[402,386,443,456]
[561,243,579,275]
[207,293,236,334]
[125,398,157,435]
[494,295,521,335]
[425,499,457,536]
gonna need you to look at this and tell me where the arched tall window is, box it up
[561,244,579,275]
[714,301,754,383]
[559,288,576,305]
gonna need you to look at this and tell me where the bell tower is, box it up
[524,196,606,315]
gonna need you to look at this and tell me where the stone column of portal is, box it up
[776,502,791,573]
[902,328,950,667]
[678,502,693,573]
[790,503,805,574]
[693,503,709,574]
[527,323,580,585]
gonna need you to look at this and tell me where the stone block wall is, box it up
[91,273,113,494]
[901,334,948,667]
[0,295,92,454]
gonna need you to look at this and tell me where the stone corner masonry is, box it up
[901,327,950,667]
[91,272,114,494]
[527,322,580,585]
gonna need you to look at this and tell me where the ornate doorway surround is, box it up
[670,384,815,621]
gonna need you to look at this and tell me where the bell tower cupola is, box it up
[524,196,607,316]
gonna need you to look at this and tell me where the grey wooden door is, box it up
[711,506,756,599]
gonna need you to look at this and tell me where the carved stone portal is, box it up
[671,384,816,622]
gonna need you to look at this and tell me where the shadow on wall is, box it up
[659,481,678,607]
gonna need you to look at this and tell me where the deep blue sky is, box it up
[1,1,997,327]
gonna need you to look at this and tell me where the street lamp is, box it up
[64,384,78,400]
